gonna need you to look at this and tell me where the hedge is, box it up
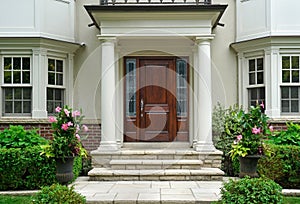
[258,144,300,189]
[0,146,56,190]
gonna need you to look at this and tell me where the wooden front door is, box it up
[124,57,189,142]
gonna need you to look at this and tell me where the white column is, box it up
[32,48,47,118]
[97,37,118,151]
[66,53,74,107]
[265,48,280,118]
[193,37,216,152]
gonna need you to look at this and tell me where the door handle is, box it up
[140,98,144,117]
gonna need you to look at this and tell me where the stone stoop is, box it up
[88,145,224,181]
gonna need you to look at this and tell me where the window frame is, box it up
[46,57,66,115]
[280,54,300,115]
[1,55,32,116]
[246,56,265,108]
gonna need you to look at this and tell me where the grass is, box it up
[0,195,299,204]
[0,195,32,204]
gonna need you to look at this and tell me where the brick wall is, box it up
[0,120,101,153]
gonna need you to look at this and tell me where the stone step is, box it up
[91,149,223,169]
[110,159,203,170]
[88,168,224,181]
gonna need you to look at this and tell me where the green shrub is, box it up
[0,147,56,190]
[268,123,300,146]
[0,125,47,148]
[218,177,283,204]
[31,184,86,204]
[258,144,300,189]
[214,104,243,176]
[73,156,83,180]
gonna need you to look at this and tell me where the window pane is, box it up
[5,88,13,100]
[4,58,12,70]
[250,88,257,99]
[13,58,21,70]
[56,73,63,85]
[4,71,11,83]
[257,58,263,71]
[292,56,299,69]
[55,89,62,100]
[56,60,63,72]
[249,59,255,71]
[22,58,30,70]
[47,102,54,113]
[48,73,55,85]
[23,101,31,113]
[23,88,31,100]
[47,88,53,100]
[257,72,264,84]
[13,71,21,83]
[48,59,55,71]
[5,101,13,113]
[14,88,22,99]
[259,87,265,99]
[249,73,255,85]
[291,87,298,98]
[292,70,299,83]
[14,101,22,113]
[281,87,289,99]
[282,70,290,83]
[281,100,290,112]
[291,100,299,112]
[22,71,30,83]
[282,56,290,69]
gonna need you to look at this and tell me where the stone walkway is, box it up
[72,177,222,204]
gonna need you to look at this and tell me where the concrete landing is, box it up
[73,177,222,204]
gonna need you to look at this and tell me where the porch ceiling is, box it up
[85,5,227,36]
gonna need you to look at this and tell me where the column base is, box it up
[97,141,119,152]
[193,142,216,152]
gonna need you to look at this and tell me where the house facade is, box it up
[0,0,299,179]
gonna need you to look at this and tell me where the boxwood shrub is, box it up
[258,144,300,189]
[218,177,283,204]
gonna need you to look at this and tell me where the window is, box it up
[247,58,265,107]
[47,58,64,114]
[176,59,188,117]
[281,56,300,113]
[125,59,136,117]
[2,57,32,116]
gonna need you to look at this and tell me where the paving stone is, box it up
[161,194,196,202]
[161,188,193,195]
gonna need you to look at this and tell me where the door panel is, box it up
[124,57,188,142]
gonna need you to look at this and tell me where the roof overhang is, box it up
[85,5,227,35]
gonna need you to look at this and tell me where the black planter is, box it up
[56,157,74,185]
[239,155,262,178]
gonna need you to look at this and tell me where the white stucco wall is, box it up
[211,0,237,108]
[0,0,75,42]
[236,0,300,42]
[73,0,101,121]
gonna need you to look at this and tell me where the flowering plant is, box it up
[229,102,273,160]
[41,105,88,160]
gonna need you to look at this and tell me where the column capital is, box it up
[97,35,117,44]
[195,35,215,44]
[32,48,47,55]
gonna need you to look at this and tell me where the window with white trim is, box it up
[247,57,265,107]
[2,57,32,116]
[47,58,65,114]
[281,55,300,113]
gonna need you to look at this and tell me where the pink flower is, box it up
[260,101,265,109]
[67,121,73,127]
[64,109,70,116]
[252,127,261,134]
[72,110,81,117]
[76,125,80,133]
[82,125,88,132]
[61,123,69,131]
[237,134,242,141]
[269,125,274,132]
[55,106,62,113]
[49,116,57,123]
[76,134,81,141]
